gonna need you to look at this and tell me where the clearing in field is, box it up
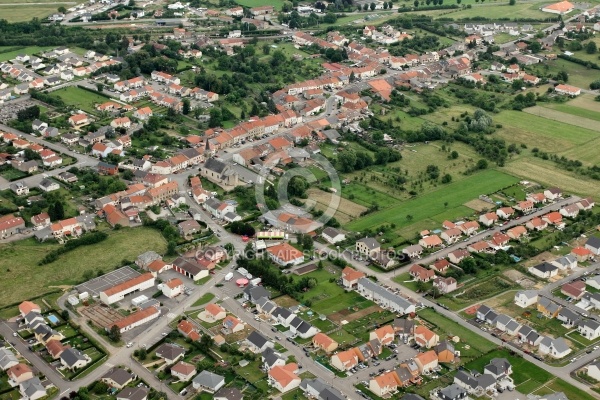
[346,169,518,232]
[0,227,167,307]
[50,86,113,114]
[306,188,367,225]
[524,106,600,133]
[464,199,494,212]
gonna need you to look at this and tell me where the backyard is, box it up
[49,86,114,114]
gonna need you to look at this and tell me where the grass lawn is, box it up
[542,102,600,123]
[0,5,68,22]
[437,2,554,20]
[346,169,518,232]
[191,292,215,308]
[303,269,374,315]
[527,58,600,90]
[0,46,55,61]
[49,86,113,114]
[0,227,167,307]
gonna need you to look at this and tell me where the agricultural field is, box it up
[50,86,114,114]
[527,58,600,89]
[0,4,69,22]
[306,187,367,225]
[346,169,518,233]
[234,0,284,10]
[523,106,600,133]
[542,102,600,123]
[0,227,167,307]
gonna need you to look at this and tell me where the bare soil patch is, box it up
[329,304,383,324]
[464,199,494,212]
[307,188,367,224]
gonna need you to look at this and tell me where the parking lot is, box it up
[346,342,419,383]
[75,266,140,296]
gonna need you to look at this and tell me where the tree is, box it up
[182,98,191,115]
[441,174,452,184]
[349,71,356,82]
[61,309,70,321]
[509,0,515,4]
[138,348,147,360]
[303,235,313,250]
[414,0,419,6]
[476,159,488,170]
[383,1,388,9]
[370,2,376,10]
[108,325,121,342]
[208,108,222,127]
[450,150,459,159]
[556,70,568,83]
[406,214,413,221]
[586,41,597,55]
[58,6,66,13]
[48,201,65,221]
[96,83,104,92]
[363,3,368,10]
[457,0,461,3]
[167,241,177,256]
[262,43,271,55]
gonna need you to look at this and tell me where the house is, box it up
[419,235,443,248]
[430,259,451,275]
[448,249,469,264]
[0,348,18,371]
[7,364,33,384]
[341,267,366,288]
[116,387,149,400]
[578,319,600,340]
[435,341,456,364]
[409,264,435,282]
[243,285,270,303]
[100,273,155,305]
[514,290,538,308]
[561,281,586,300]
[571,247,592,262]
[507,225,527,240]
[433,276,457,294]
[101,368,135,389]
[38,178,60,192]
[199,303,226,323]
[369,371,400,397]
[356,237,380,256]
[97,161,118,175]
[266,242,304,266]
[585,236,600,255]
[161,278,184,298]
[484,358,512,379]
[587,361,600,381]
[214,388,244,400]
[453,370,496,395]
[436,384,468,400]
[322,227,345,244]
[330,349,359,371]
[177,319,200,342]
[403,244,423,259]
[541,0,574,13]
[192,370,225,393]
[479,212,498,227]
[526,217,548,231]
[529,262,558,279]
[560,204,580,219]
[156,343,186,364]
[414,325,439,348]
[370,325,395,345]
[557,308,581,328]
[245,331,273,354]
[587,276,600,290]
[222,315,244,334]
[0,215,25,239]
[357,278,416,315]
[171,361,196,382]
[68,113,89,126]
[19,377,46,400]
[172,257,209,281]
[268,364,300,393]
[441,228,462,244]
[537,297,561,318]
[539,337,571,358]
[496,207,515,219]
[458,221,479,236]
[554,84,580,96]
[10,182,29,196]
[414,350,438,373]
[312,332,338,353]
[60,348,90,370]
[393,318,415,339]
[178,219,201,236]
[18,301,41,317]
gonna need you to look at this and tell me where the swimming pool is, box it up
[47,314,59,324]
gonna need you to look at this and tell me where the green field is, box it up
[50,86,113,114]
[542,103,600,123]
[0,227,167,307]
[346,169,518,231]
[527,58,600,89]
[0,4,69,22]
[464,349,596,400]
[0,46,55,62]
[234,0,284,10]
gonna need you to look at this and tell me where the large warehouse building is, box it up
[100,273,155,305]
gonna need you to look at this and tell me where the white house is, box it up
[579,320,600,340]
[514,290,538,308]
[321,227,345,244]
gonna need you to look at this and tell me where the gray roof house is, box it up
[437,383,467,400]
[245,331,272,353]
[484,358,511,379]
[454,370,496,394]
[540,393,569,400]
[60,348,90,370]
[101,367,135,389]
[557,308,581,328]
[192,370,225,393]
[155,343,186,364]
[19,377,46,400]
[214,387,244,400]
[243,285,270,303]
[0,348,19,371]
[357,278,415,315]
[585,236,600,255]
